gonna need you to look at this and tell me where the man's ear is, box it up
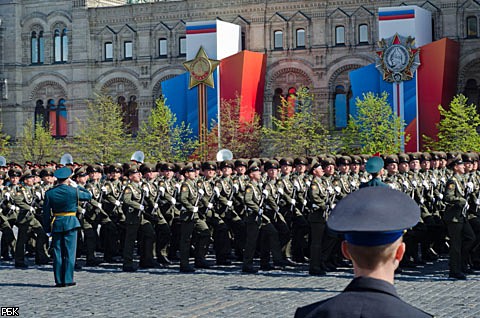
[341,240,352,260]
[395,242,406,262]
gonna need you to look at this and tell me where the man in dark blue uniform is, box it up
[359,156,389,188]
[295,187,433,318]
[43,167,92,287]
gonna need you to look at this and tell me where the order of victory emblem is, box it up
[375,33,420,83]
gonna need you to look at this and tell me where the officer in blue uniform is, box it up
[295,187,433,318]
[42,167,92,287]
[359,156,389,188]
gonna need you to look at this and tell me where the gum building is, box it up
[0,0,479,138]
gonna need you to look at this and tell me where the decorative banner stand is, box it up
[183,46,220,160]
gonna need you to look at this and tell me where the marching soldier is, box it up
[178,164,211,272]
[307,161,329,276]
[0,172,15,261]
[100,163,124,263]
[199,161,231,265]
[121,165,156,272]
[443,156,476,279]
[140,163,171,267]
[14,170,49,267]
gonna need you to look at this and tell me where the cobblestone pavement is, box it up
[1,255,479,318]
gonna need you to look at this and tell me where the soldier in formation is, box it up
[1,151,480,280]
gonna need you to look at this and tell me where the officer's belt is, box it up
[53,212,76,216]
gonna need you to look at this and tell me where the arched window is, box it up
[34,100,47,128]
[335,26,345,45]
[105,42,113,60]
[272,88,284,122]
[296,28,305,48]
[464,79,480,112]
[359,24,368,44]
[179,37,186,56]
[467,16,478,38]
[274,30,283,50]
[61,28,68,62]
[334,85,348,128]
[31,31,44,64]
[54,29,62,62]
[159,38,167,57]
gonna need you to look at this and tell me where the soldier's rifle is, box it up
[300,179,311,214]
[137,182,147,217]
[256,187,267,225]
[189,187,204,221]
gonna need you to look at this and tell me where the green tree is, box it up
[71,94,130,163]
[262,87,337,157]
[136,98,197,162]
[19,119,57,163]
[204,97,262,159]
[341,92,407,154]
[0,122,11,157]
[425,94,480,151]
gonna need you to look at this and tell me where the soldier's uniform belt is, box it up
[53,212,76,216]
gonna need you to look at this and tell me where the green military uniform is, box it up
[14,171,49,267]
[122,166,156,271]
[443,157,476,279]
[178,164,210,272]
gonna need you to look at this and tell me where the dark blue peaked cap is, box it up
[54,167,73,180]
[327,187,420,246]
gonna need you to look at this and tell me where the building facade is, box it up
[0,0,479,139]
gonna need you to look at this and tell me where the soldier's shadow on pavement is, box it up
[0,282,52,288]
[225,285,341,293]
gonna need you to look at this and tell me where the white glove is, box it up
[193,206,198,213]
[306,181,311,187]
[431,178,437,187]
[9,204,16,211]
[293,180,300,191]
[334,186,341,194]
[198,188,205,196]
[153,203,158,209]
[412,180,418,187]
[97,203,102,210]
[207,203,214,209]
[420,198,425,204]
[467,182,474,192]
[441,177,446,183]
[262,189,269,198]
[101,186,107,193]
[278,188,284,195]
[303,199,307,206]
[35,191,42,199]
[437,193,443,200]
[327,186,334,195]
[290,199,296,205]
[29,207,36,213]
[159,187,165,196]
[227,201,233,207]
[330,203,336,209]
[403,181,409,188]
[465,202,470,211]
[214,187,220,197]
[139,204,145,211]
[81,208,86,215]
[143,187,150,197]
[5,192,10,200]
[70,180,78,188]
[476,198,480,206]
[46,232,52,237]
[422,181,429,188]
[115,200,121,207]
[170,197,176,205]
[233,183,239,193]
[175,183,181,190]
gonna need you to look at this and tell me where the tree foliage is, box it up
[19,118,57,163]
[71,94,130,163]
[0,122,11,158]
[262,87,337,157]
[203,97,262,159]
[136,98,197,162]
[341,92,407,154]
[424,94,480,152]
